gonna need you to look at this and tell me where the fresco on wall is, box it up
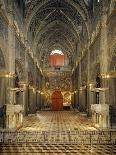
[45,71,71,91]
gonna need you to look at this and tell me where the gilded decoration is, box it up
[45,71,71,91]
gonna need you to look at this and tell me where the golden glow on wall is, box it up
[63,92,71,106]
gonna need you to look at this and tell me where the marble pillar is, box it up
[28,88,36,114]
[100,7,109,88]
[87,86,92,116]
[19,83,29,116]
[87,45,91,116]
[7,4,15,88]
[37,92,42,111]
[5,2,16,128]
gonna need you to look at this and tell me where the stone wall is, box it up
[0,0,43,128]
[72,1,116,127]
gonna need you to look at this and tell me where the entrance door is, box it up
[52,91,63,111]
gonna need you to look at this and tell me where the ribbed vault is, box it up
[25,0,90,68]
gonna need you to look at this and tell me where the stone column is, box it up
[28,87,36,114]
[71,93,73,109]
[36,91,40,110]
[37,73,40,110]
[33,87,37,112]
[73,92,76,109]
[87,44,91,116]
[7,2,15,88]
[25,41,30,115]
[3,2,16,112]
[78,59,82,108]
[33,61,37,112]
[19,82,29,116]
[5,3,16,129]
[24,85,29,115]
[73,70,76,109]
[40,93,42,110]
[39,74,43,110]
[75,91,79,109]
[100,7,108,88]
[41,93,45,110]
[100,6,110,128]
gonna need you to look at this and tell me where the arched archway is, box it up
[52,91,63,111]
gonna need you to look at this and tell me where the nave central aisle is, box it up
[20,111,96,131]
[0,111,116,155]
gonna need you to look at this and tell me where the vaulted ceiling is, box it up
[24,0,90,68]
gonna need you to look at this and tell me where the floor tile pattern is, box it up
[0,144,116,155]
[0,111,116,155]
[20,111,96,131]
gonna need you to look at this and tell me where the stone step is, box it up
[0,144,116,154]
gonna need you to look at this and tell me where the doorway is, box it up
[52,91,63,111]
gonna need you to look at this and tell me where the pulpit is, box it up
[4,88,24,129]
[91,88,109,128]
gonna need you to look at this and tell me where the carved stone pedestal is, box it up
[90,88,110,128]
[91,104,109,128]
[5,104,23,129]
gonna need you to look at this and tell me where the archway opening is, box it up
[51,91,63,111]
[49,50,65,67]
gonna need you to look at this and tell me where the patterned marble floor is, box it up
[20,111,96,131]
[0,111,116,155]
[0,143,116,155]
